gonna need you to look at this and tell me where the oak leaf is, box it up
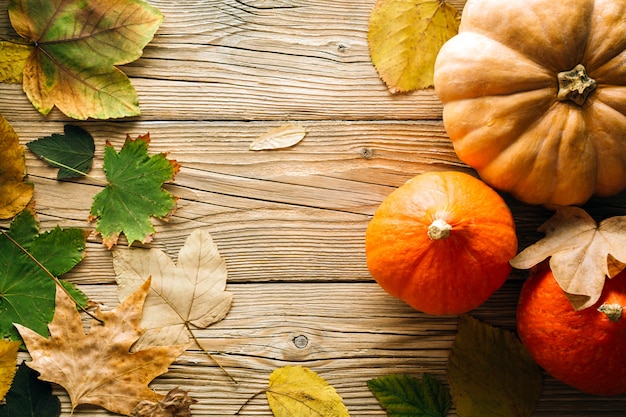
[510,206,626,310]
[89,133,180,249]
[7,0,163,119]
[0,340,20,400]
[266,366,350,417]
[447,316,542,417]
[14,278,188,416]
[368,0,460,92]
[0,114,33,219]
[113,229,233,351]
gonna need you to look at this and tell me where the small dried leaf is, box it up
[266,366,350,417]
[249,124,306,151]
[510,206,626,310]
[448,316,542,417]
[132,387,197,417]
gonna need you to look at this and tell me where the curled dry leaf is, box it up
[249,124,306,151]
[510,206,626,310]
[15,279,188,416]
[113,228,233,351]
[132,387,197,417]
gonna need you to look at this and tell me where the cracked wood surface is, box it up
[2,0,626,415]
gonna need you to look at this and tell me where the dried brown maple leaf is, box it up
[510,206,626,310]
[15,279,188,416]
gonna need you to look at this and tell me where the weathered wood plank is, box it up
[0,0,466,122]
[5,120,547,286]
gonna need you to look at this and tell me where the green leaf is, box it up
[89,133,179,249]
[0,210,87,341]
[0,363,61,417]
[448,316,543,417]
[26,125,95,179]
[368,374,450,417]
[8,0,163,119]
[368,0,460,92]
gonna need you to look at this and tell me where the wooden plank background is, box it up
[2,0,626,415]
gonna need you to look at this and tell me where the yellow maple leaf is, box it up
[15,279,188,415]
[266,366,350,417]
[368,0,460,92]
[0,340,20,400]
[0,41,32,83]
[0,114,34,219]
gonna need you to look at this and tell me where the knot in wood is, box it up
[293,334,309,349]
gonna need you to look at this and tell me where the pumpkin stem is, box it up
[557,64,597,106]
[428,219,452,240]
[597,303,623,322]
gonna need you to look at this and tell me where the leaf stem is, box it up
[186,322,238,384]
[0,230,103,324]
[39,156,107,184]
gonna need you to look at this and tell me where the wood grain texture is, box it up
[2,0,626,415]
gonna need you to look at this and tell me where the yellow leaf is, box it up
[0,41,32,83]
[266,366,350,417]
[0,114,34,219]
[368,0,460,93]
[0,340,20,400]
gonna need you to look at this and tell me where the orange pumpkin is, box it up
[517,263,626,396]
[434,0,626,206]
[365,171,517,315]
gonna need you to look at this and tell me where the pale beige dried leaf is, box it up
[510,206,626,310]
[15,279,188,416]
[132,387,197,417]
[113,229,233,351]
[249,124,306,151]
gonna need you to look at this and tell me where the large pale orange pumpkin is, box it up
[365,171,517,315]
[434,0,626,206]
[517,263,626,396]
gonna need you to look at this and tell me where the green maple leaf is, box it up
[0,363,61,417]
[26,125,95,180]
[0,210,88,341]
[368,374,450,417]
[89,133,179,249]
[6,0,163,120]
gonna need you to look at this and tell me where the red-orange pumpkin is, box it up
[517,263,626,396]
[365,171,518,315]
